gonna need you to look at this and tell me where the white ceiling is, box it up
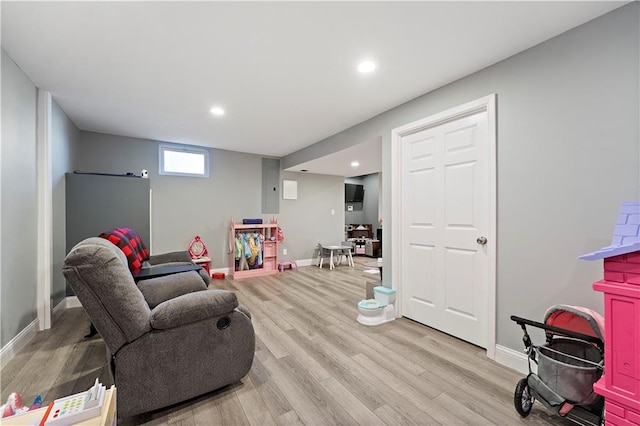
[1,1,626,177]
[287,137,382,178]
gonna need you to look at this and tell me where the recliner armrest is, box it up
[150,290,238,330]
[137,270,207,308]
[236,303,252,320]
[147,251,193,265]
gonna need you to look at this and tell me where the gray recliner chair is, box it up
[84,228,212,338]
[63,237,255,417]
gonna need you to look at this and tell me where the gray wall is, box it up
[1,50,38,347]
[78,132,262,271]
[283,4,640,352]
[51,101,79,307]
[279,171,344,260]
[77,132,343,282]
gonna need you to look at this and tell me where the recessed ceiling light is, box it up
[351,161,360,167]
[357,61,376,73]
[210,107,225,116]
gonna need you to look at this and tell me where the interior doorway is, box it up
[391,94,497,357]
[345,173,382,257]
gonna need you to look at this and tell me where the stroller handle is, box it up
[510,315,603,346]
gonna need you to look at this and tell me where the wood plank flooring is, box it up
[1,258,567,425]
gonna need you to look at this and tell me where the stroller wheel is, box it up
[514,378,533,417]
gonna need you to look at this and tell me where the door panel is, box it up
[445,161,475,226]
[409,169,436,226]
[401,111,489,347]
[444,124,477,153]
[444,248,475,316]
[408,243,436,306]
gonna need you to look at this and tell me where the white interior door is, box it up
[398,106,492,348]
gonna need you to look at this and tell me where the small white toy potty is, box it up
[357,286,396,326]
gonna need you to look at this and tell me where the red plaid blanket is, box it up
[99,227,150,272]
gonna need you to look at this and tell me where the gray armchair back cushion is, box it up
[80,237,129,266]
[63,239,152,354]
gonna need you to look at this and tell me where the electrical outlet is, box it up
[331,209,335,215]
[283,248,288,255]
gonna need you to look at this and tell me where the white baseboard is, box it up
[65,296,82,309]
[295,258,314,267]
[1,297,83,368]
[494,344,536,375]
[52,298,67,323]
[0,318,39,369]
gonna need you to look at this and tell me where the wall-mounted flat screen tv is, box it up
[345,183,365,203]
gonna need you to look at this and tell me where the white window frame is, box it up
[159,144,210,178]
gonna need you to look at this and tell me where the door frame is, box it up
[390,94,497,359]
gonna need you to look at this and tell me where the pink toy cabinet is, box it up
[229,218,279,280]
[580,202,640,425]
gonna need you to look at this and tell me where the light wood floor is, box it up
[1,258,566,425]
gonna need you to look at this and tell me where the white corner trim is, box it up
[149,188,153,253]
[37,89,53,331]
[494,344,536,376]
[1,319,39,369]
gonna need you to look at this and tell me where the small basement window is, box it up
[159,144,210,178]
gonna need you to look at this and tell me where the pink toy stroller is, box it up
[511,305,605,426]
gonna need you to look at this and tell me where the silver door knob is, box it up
[476,236,488,245]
